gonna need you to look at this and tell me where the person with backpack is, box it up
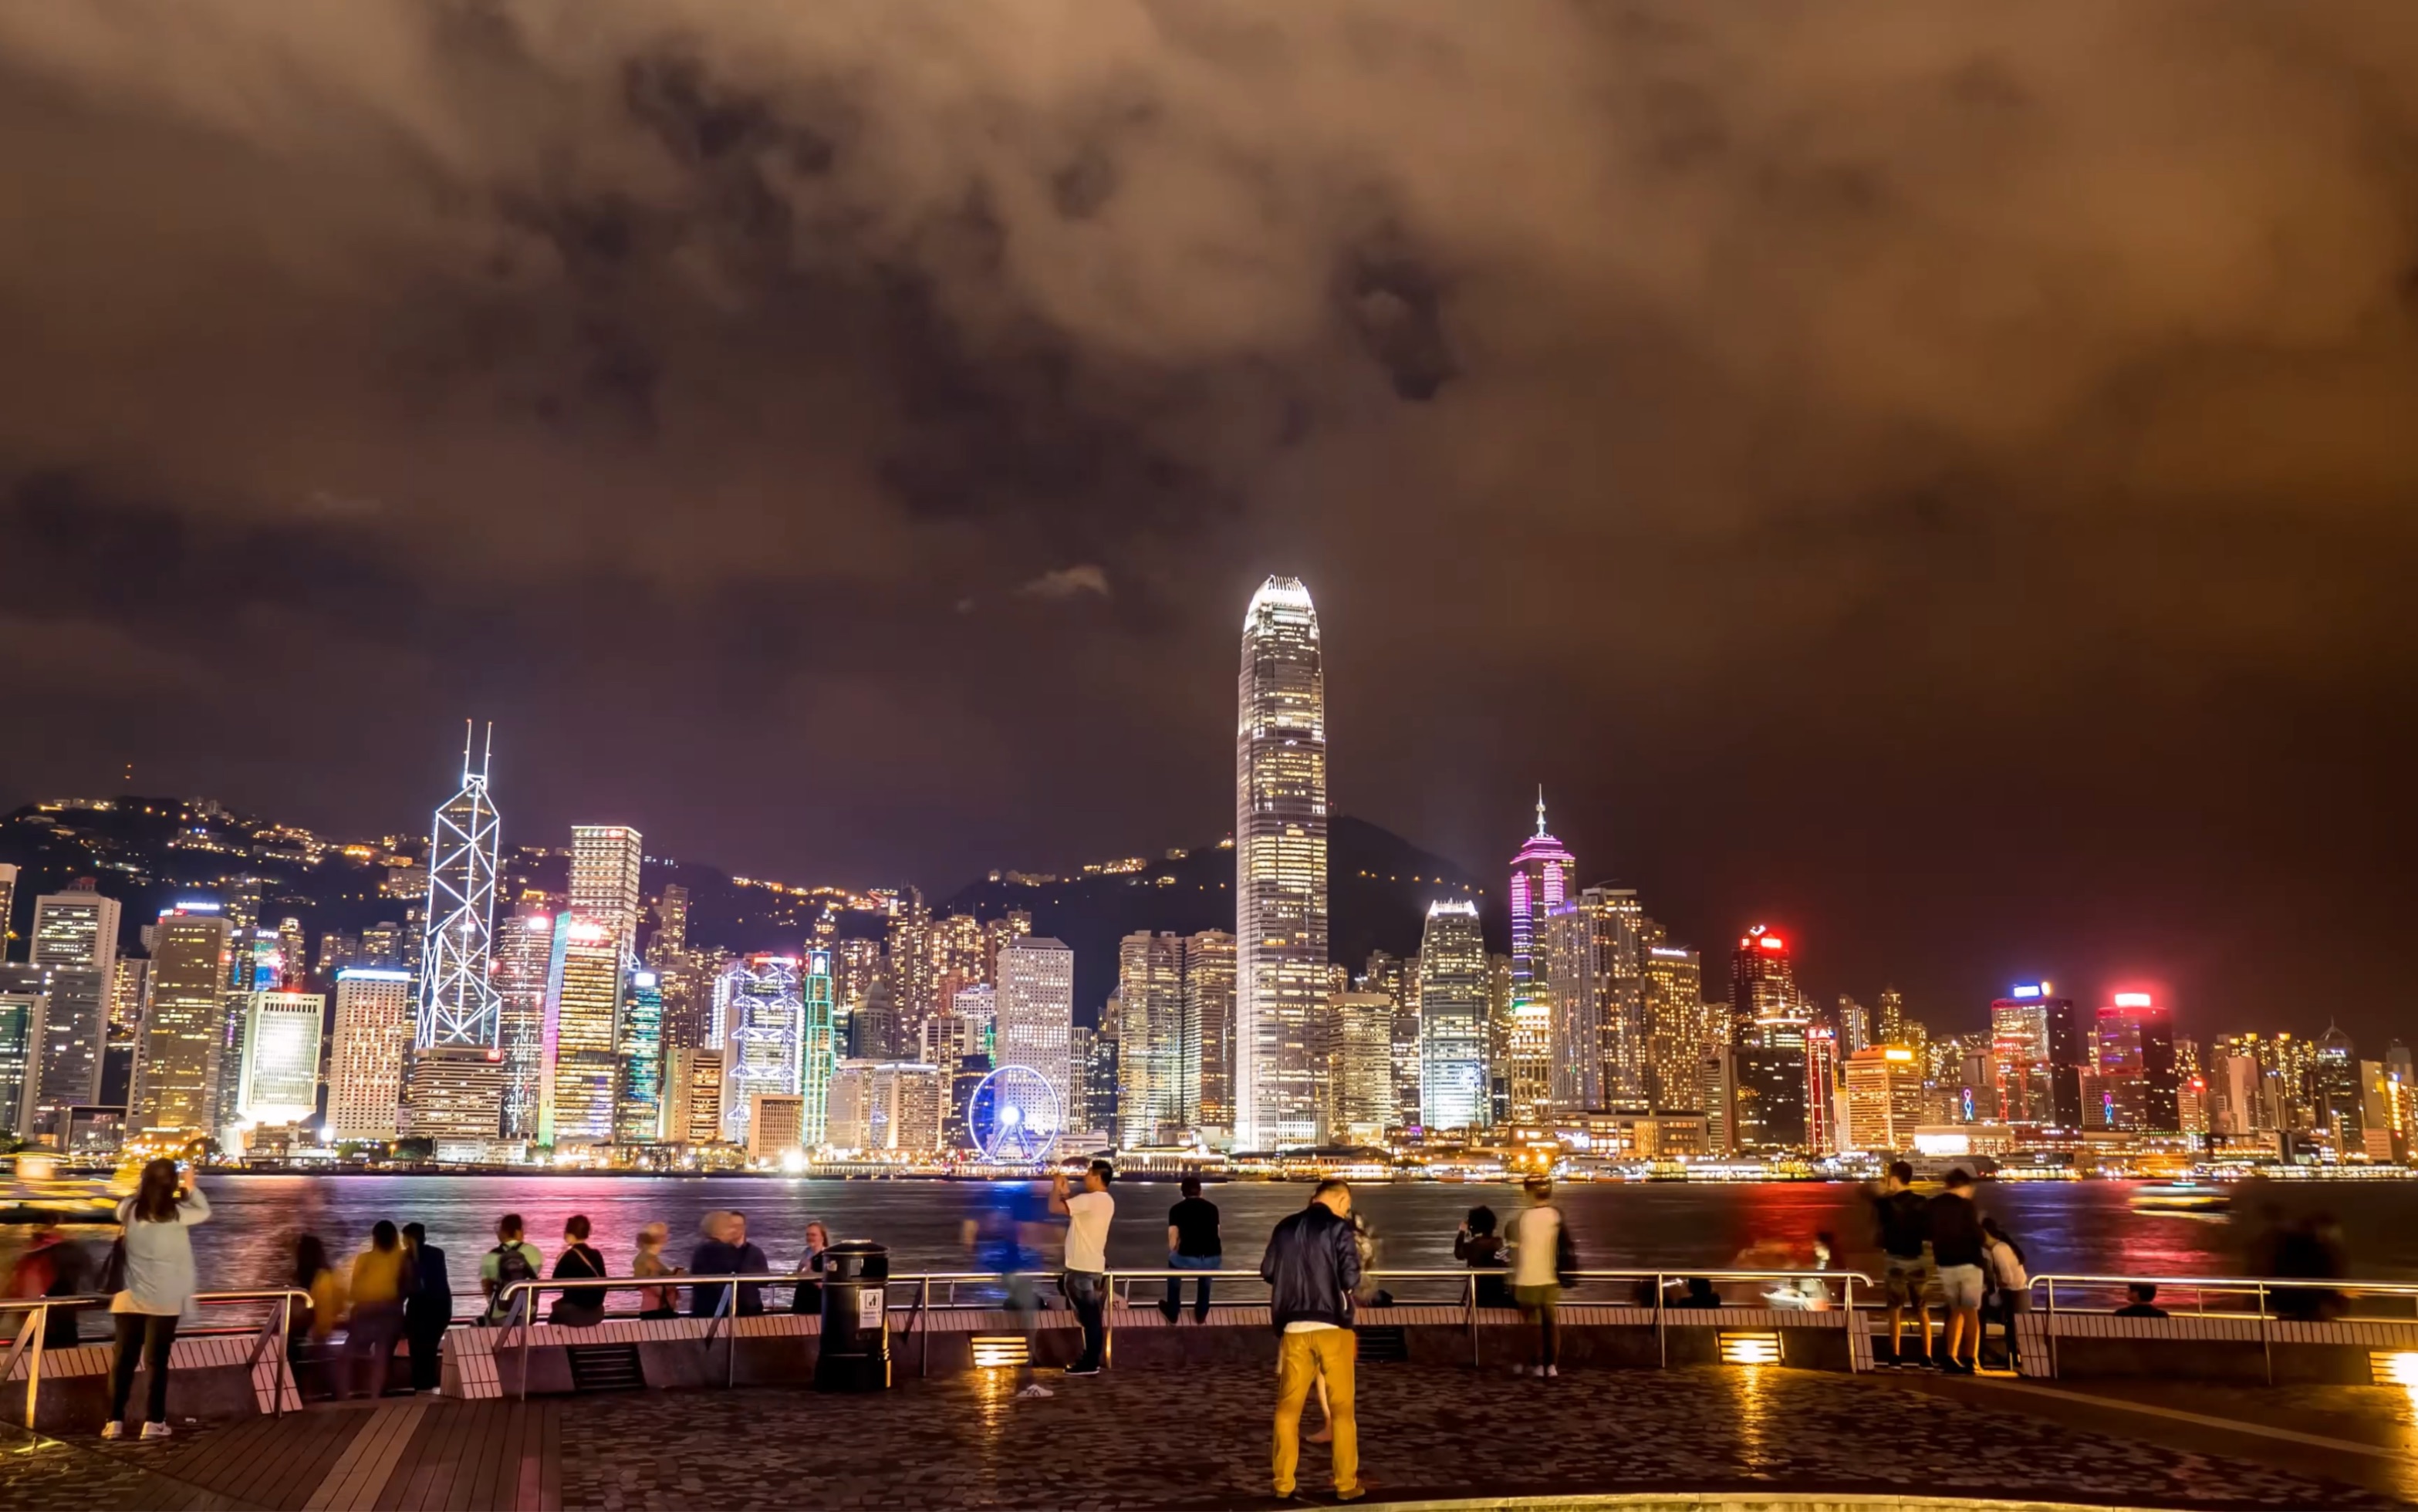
[480,1213,544,1325]
[103,1160,209,1440]
[548,1215,607,1326]
[1507,1177,1573,1378]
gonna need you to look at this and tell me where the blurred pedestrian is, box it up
[1981,1217,2028,1370]
[962,1186,1041,1316]
[401,1223,451,1394]
[9,1226,93,1348]
[633,1223,681,1320]
[480,1213,543,1325]
[2271,1215,2348,1321]
[1508,1177,1571,1378]
[1160,1177,1221,1323]
[1930,1169,1987,1375]
[103,1160,209,1440]
[690,1211,768,1318]
[1872,1161,1933,1369]
[289,1234,343,1397]
[1049,1161,1115,1376]
[790,1220,832,1315]
[548,1215,606,1326]
[1261,1179,1363,1504]
[344,1220,409,1400]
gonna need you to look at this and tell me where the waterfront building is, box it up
[749,1092,806,1159]
[1640,928,1704,1111]
[542,919,623,1146]
[214,929,283,1134]
[0,989,40,1138]
[995,935,1075,1138]
[569,825,645,964]
[1804,1025,1841,1156]
[1323,991,1395,1144]
[1702,1049,1736,1154]
[1506,794,1574,1121]
[2313,1024,2362,1145]
[130,906,232,1137]
[1234,575,1329,1149]
[492,910,553,1139]
[402,1046,508,1153]
[1730,924,1795,1038]
[1875,988,1909,1048]
[1837,995,1872,1054]
[714,953,803,1148]
[664,1046,726,1147]
[826,1059,944,1152]
[1417,900,1488,1132]
[1069,1022,1119,1140]
[1485,953,1515,1125]
[799,947,837,1149]
[1360,950,1423,1131]
[1185,930,1235,1142]
[328,968,415,1142]
[1545,886,1647,1110]
[615,967,666,1143]
[2040,990,2087,1128]
[417,725,503,1048]
[851,977,902,1060]
[235,991,323,1126]
[1116,931,1191,1145]
[832,938,883,1031]
[1989,985,2056,1126]
[885,891,937,1053]
[25,883,119,1140]
[1731,1041,1809,1153]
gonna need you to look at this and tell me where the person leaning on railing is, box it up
[103,1159,211,1442]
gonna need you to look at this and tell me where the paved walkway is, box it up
[3,1365,2399,1510]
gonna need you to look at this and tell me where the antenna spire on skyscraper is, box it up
[1536,785,1548,838]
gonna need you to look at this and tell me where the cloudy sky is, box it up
[3,2,2415,1045]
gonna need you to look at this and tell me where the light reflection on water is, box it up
[30,1174,2416,1299]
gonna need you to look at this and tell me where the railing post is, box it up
[1464,1272,1477,1369]
[22,1306,45,1430]
[2045,1278,2057,1381]
[512,1286,533,1404]
[1843,1274,1857,1371]
[920,1277,930,1379]
[2258,1282,2271,1387]
[272,1295,290,1419]
[1656,1272,1667,1369]
[723,1287,736,1390]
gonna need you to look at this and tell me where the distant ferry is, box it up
[2129,1181,2231,1217]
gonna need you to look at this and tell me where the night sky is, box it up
[2,4,2414,1048]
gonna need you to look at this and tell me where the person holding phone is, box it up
[103,1159,210,1440]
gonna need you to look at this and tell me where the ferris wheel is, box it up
[967,1065,1062,1164]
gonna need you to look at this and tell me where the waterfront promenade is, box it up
[3,1361,2408,1511]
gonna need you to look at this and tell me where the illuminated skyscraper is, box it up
[1417,901,1488,1130]
[26,882,119,1137]
[492,910,552,1140]
[1235,575,1328,1149]
[1507,792,1574,1119]
[235,991,324,1127]
[1544,886,1646,1110]
[644,884,690,967]
[714,953,803,1147]
[542,919,623,1145]
[1730,924,1795,1037]
[1640,926,1704,1111]
[1989,984,2056,1125]
[327,968,415,1142]
[2312,1024,2361,1142]
[995,935,1075,1137]
[1842,1046,1924,1153]
[131,905,233,1136]
[0,989,37,1139]
[616,967,665,1142]
[0,863,16,960]
[418,724,502,1048]
[1116,932,1189,1145]
[799,947,838,1149]
[1185,930,1236,1139]
[569,825,645,963]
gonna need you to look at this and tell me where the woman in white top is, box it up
[104,1159,210,1440]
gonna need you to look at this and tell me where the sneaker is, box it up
[140,1423,173,1440]
[100,1422,123,1440]
[1543,1364,1559,1378]
[1510,1364,1529,1377]
[1016,1383,1054,1398]
[1062,1364,1100,1377]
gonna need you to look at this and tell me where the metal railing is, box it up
[487,1265,1876,1398]
[0,1288,312,1429]
[2028,1272,2418,1385]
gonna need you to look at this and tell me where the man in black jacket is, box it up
[400,1223,451,1395]
[1259,1179,1364,1503]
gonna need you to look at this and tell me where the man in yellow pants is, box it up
[1259,1179,1364,1501]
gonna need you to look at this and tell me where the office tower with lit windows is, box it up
[1417,901,1488,1130]
[106,956,147,1106]
[1506,794,1574,1119]
[1730,924,1795,1035]
[1235,575,1329,1149]
[665,1046,726,1146]
[2312,1024,2361,1144]
[492,910,552,1139]
[26,883,119,1138]
[799,947,838,1148]
[1875,987,1908,1048]
[542,919,623,1146]
[130,906,233,1136]
[980,912,1033,986]
[418,725,502,1048]
[616,968,666,1142]
[1804,1025,1841,1155]
[236,991,324,1127]
[0,988,36,1139]
[1185,930,1236,1141]
[826,1060,945,1153]
[1116,932,1187,1145]
[996,934,1076,1137]
[1545,886,1646,1111]
[712,953,803,1147]
[1640,926,1704,1110]
[328,968,415,1141]
[645,884,690,967]
[925,984,994,1068]
[1989,984,2056,1126]
[214,930,283,1133]
[1322,991,1395,1143]
[402,1047,508,1147]
[0,863,16,959]
[570,825,645,960]
[886,890,937,1051]
[1843,1046,1925,1153]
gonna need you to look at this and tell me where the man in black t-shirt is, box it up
[1160,1176,1221,1323]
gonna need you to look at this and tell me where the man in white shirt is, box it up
[1508,1178,1565,1378]
[1050,1160,1116,1375]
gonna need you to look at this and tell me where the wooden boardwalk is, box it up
[76,1399,564,1512]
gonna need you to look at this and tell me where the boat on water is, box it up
[0,1153,133,1226]
[2129,1181,2231,1217]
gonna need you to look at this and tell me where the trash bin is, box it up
[814,1240,891,1391]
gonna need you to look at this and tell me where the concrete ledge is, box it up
[2,1331,303,1432]
[2014,1310,2418,1383]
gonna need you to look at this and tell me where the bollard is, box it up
[815,1240,892,1391]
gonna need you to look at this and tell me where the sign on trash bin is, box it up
[858,1289,885,1329]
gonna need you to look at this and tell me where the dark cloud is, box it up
[2,2,2416,1045]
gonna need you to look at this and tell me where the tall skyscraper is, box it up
[714,954,804,1146]
[569,825,645,962]
[130,905,233,1136]
[1116,931,1190,1145]
[616,967,666,1142]
[1235,575,1329,1149]
[26,882,119,1137]
[0,987,38,1139]
[799,947,838,1149]
[492,910,553,1140]
[235,991,324,1126]
[1323,991,1396,1143]
[645,884,690,967]
[1640,927,1705,1110]
[1184,930,1236,1140]
[2312,1023,2361,1142]
[1545,886,1646,1111]
[665,1046,726,1146]
[0,862,17,960]
[542,918,623,1145]
[1506,792,1574,1120]
[1843,1046,1924,1153]
[1417,901,1488,1130]
[401,1047,508,1149]
[1730,924,1795,1036]
[1875,987,1909,1048]
[995,935,1075,1138]
[1989,984,2056,1126]
[418,724,502,1048]
[327,968,415,1142]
